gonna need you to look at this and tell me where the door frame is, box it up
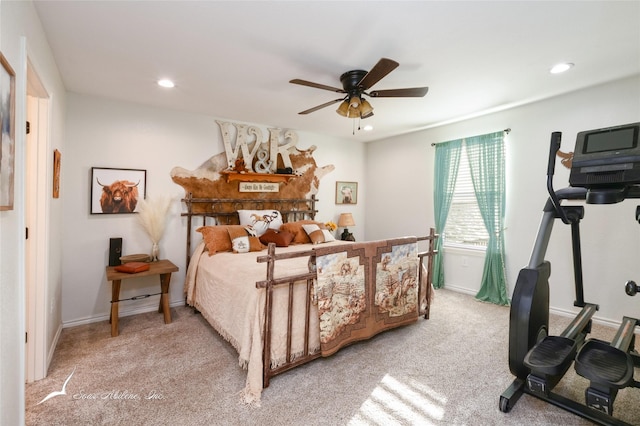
[25,59,50,382]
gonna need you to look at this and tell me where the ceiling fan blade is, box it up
[357,58,399,90]
[369,87,429,98]
[290,79,345,93]
[298,98,344,115]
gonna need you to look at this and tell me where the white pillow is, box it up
[238,210,283,237]
[302,223,336,244]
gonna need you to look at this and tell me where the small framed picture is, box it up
[53,149,61,198]
[91,167,146,214]
[0,52,16,211]
[336,181,358,205]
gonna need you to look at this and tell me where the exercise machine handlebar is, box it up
[546,132,572,225]
[547,131,562,176]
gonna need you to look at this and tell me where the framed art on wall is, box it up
[53,149,61,198]
[0,52,16,211]
[336,181,358,204]
[91,167,147,214]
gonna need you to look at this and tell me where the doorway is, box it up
[25,60,50,382]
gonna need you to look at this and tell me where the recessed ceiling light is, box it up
[157,79,175,88]
[363,125,373,131]
[550,63,574,74]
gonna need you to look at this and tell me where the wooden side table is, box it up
[106,259,179,337]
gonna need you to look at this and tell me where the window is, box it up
[443,145,489,248]
[433,130,507,302]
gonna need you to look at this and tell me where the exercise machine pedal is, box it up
[576,340,634,414]
[523,303,597,396]
[524,336,577,396]
[574,317,638,415]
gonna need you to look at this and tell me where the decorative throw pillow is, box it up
[259,228,295,247]
[197,225,246,255]
[227,226,266,253]
[280,220,326,244]
[302,224,336,245]
[238,210,283,237]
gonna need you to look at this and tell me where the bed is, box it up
[182,194,438,405]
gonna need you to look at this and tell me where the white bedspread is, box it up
[184,241,346,405]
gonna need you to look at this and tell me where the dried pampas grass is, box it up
[137,195,173,246]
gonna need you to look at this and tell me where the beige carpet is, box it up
[25,289,639,425]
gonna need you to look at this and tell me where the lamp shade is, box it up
[338,213,355,227]
[336,100,350,117]
[346,106,360,118]
[359,99,373,117]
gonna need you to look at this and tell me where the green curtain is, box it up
[465,132,509,305]
[432,140,462,288]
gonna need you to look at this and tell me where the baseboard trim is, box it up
[62,299,186,329]
[441,285,624,330]
[46,323,63,375]
[439,284,476,296]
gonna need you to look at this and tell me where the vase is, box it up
[151,242,160,262]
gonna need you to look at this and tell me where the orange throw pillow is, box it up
[280,220,325,244]
[197,225,246,255]
[259,229,295,247]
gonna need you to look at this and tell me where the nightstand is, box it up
[105,259,179,337]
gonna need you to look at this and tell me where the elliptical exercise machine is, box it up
[500,122,640,425]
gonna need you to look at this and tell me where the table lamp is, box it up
[338,213,356,241]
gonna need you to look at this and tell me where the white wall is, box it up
[0,0,66,424]
[366,75,640,325]
[62,93,365,325]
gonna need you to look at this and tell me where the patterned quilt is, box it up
[313,237,419,356]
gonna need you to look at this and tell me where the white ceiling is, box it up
[33,1,640,142]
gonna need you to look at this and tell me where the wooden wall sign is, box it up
[239,182,279,193]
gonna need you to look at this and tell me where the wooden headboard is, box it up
[181,193,318,266]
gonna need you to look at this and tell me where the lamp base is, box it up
[341,228,355,242]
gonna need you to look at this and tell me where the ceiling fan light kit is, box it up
[290,57,429,124]
[336,98,374,119]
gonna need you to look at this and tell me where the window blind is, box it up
[444,144,490,248]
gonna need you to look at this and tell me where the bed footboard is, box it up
[255,245,321,388]
[418,227,439,319]
[255,228,438,388]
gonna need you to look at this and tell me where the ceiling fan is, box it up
[290,58,428,119]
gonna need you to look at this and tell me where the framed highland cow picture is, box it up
[91,167,146,214]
